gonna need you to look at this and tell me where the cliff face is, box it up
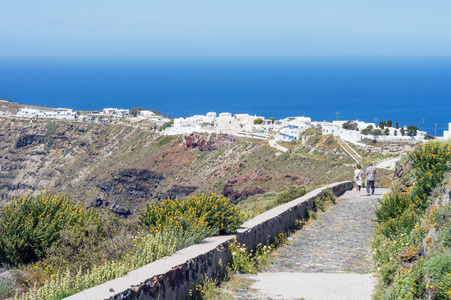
[0,119,354,218]
[0,120,211,217]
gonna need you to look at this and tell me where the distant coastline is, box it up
[2,101,444,143]
[1,56,450,134]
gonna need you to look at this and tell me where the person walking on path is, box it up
[354,164,363,196]
[366,162,376,195]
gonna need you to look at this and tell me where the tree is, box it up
[394,130,398,136]
[378,122,385,129]
[342,120,358,130]
[406,125,418,136]
[386,119,392,127]
[384,128,390,135]
[424,134,435,140]
[361,125,373,135]
[160,119,174,131]
[129,107,143,117]
[395,122,399,129]
[371,129,382,136]
[400,127,405,136]
[269,117,275,124]
[254,118,263,125]
[152,109,163,116]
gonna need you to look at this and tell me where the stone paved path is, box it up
[230,188,388,300]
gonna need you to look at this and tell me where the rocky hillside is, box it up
[0,118,357,219]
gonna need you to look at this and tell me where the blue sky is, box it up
[1,0,451,56]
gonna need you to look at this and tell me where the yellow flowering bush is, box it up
[229,239,272,274]
[372,141,451,299]
[0,192,99,265]
[375,142,451,238]
[138,193,242,234]
[410,142,451,210]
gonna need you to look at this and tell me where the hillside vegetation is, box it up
[372,141,451,299]
[0,117,403,299]
[0,120,357,219]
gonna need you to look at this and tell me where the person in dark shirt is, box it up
[366,162,377,195]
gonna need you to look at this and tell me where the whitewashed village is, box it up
[6,102,451,148]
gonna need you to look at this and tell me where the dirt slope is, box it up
[0,119,355,219]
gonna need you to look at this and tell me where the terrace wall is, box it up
[66,181,353,300]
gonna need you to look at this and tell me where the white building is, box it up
[17,107,40,118]
[103,108,118,115]
[16,107,76,121]
[444,123,451,139]
[321,123,337,135]
[54,108,76,120]
[165,112,217,135]
[140,110,156,118]
[167,118,201,134]
[206,112,217,120]
[215,113,236,133]
[323,120,425,144]
[273,117,311,141]
[100,108,129,118]
[117,109,129,117]
[214,113,266,133]
[280,117,311,128]
[275,125,300,141]
[218,112,232,118]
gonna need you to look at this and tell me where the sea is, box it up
[0,56,450,135]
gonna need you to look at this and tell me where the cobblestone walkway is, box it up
[230,188,388,299]
[263,189,387,274]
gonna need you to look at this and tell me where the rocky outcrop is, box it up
[185,133,217,151]
[222,177,265,203]
[16,134,45,148]
[109,203,132,217]
[255,175,272,182]
[184,133,234,151]
[157,185,198,200]
[365,143,417,155]
[101,169,165,199]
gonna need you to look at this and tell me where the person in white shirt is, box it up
[354,164,363,196]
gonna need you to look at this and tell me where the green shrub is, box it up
[372,141,451,298]
[42,212,137,274]
[384,261,424,300]
[375,192,412,224]
[320,188,337,204]
[314,197,324,212]
[377,206,419,238]
[229,239,272,274]
[440,227,451,248]
[374,142,451,238]
[138,193,242,234]
[276,185,307,204]
[312,188,337,212]
[45,121,58,136]
[424,251,451,299]
[20,225,216,300]
[0,192,99,265]
[159,120,174,132]
[129,225,216,270]
[307,209,317,220]
[0,278,13,298]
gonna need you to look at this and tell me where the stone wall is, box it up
[65,181,352,300]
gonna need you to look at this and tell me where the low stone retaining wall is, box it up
[66,181,352,300]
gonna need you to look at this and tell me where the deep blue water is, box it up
[0,56,450,135]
